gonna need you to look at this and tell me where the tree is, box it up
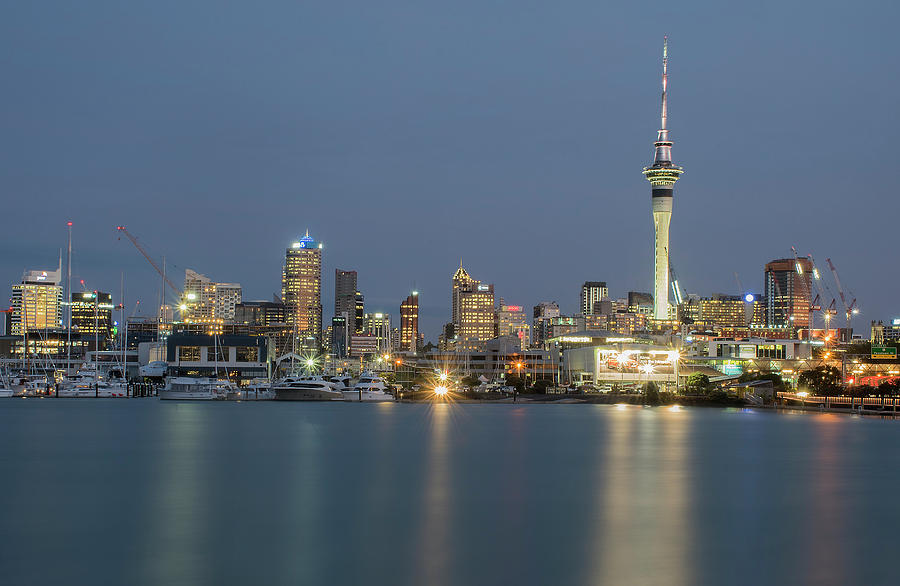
[877,379,900,397]
[422,342,437,353]
[532,379,551,395]
[643,381,661,405]
[685,373,711,395]
[460,374,481,389]
[505,375,526,394]
[797,366,843,396]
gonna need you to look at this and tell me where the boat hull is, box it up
[274,388,343,401]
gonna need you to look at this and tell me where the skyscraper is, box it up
[642,37,684,321]
[400,291,419,353]
[765,258,812,330]
[451,264,495,343]
[362,312,392,353]
[70,291,114,343]
[334,270,357,324]
[580,281,608,315]
[532,301,560,347]
[333,270,357,353]
[282,232,323,344]
[452,262,476,332]
[11,265,63,335]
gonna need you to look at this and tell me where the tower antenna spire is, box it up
[661,35,668,131]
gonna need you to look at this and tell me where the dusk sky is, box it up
[3,1,898,339]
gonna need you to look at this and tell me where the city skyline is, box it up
[2,2,898,339]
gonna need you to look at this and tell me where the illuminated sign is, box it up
[559,336,591,343]
[505,305,522,312]
[872,346,897,360]
[744,293,755,303]
[739,345,757,359]
[892,318,900,326]
[606,337,635,343]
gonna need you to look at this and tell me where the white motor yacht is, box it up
[139,361,168,379]
[159,377,232,401]
[344,373,394,402]
[273,375,344,401]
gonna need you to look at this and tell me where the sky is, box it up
[2,0,898,340]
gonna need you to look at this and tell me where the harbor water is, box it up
[2,400,899,585]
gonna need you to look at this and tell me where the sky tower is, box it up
[642,36,684,321]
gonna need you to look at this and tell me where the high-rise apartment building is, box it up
[11,265,63,335]
[282,232,323,343]
[400,291,419,353]
[183,269,242,322]
[765,258,812,330]
[581,282,608,315]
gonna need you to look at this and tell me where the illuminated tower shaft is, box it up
[643,37,683,320]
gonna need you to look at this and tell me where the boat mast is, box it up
[66,221,73,374]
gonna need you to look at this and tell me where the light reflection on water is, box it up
[1,401,899,585]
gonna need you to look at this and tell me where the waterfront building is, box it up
[581,282,608,315]
[70,291,114,345]
[496,300,530,350]
[532,302,561,347]
[282,232,323,344]
[334,269,358,330]
[182,269,242,323]
[642,38,684,321]
[10,265,63,335]
[765,258,812,330]
[167,333,269,383]
[400,291,419,353]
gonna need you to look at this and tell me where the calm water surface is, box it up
[2,400,899,585]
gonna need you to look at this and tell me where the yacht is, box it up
[343,373,394,402]
[139,361,168,379]
[329,376,354,392]
[159,377,232,401]
[226,378,275,401]
[58,364,128,398]
[273,375,344,401]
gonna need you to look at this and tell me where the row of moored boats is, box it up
[159,372,394,401]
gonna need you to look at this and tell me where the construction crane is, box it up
[116,226,182,298]
[826,258,858,332]
[665,248,684,306]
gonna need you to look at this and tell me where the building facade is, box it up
[183,269,242,323]
[282,232,323,344]
[11,266,63,335]
[581,282,608,316]
[765,258,812,330]
[497,300,530,350]
[400,291,419,353]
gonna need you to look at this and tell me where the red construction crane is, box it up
[115,226,182,298]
